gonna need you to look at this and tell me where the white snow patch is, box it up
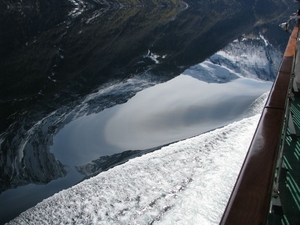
[259,33,269,47]
[47,76,57,83]
[144,50,164,64]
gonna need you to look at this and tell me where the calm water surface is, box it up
[51,75,271,166]
[0,1,298,223]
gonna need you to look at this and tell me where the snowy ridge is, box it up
[68,0,88,18]
[214,35,281,81]
[8,94,267,224]
[185,35,282,83]
[182,60,239,83]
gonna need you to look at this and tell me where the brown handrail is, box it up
[219,23,299,225]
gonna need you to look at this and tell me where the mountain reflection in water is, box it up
[0,0,297,223]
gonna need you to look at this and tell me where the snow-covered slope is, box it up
[7,93,268,225]
[184,35,281,83]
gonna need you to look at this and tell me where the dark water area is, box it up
[0,0,299,223]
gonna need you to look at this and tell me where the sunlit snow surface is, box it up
[8,93,268,225]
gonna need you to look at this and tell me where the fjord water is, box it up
[8,94,268,225]
[0,0,298,223]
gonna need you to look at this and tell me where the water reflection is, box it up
[0,167,83,224]
[0,0,297,223]
[52,75,271,166]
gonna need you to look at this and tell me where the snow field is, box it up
[8,93,267,225]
